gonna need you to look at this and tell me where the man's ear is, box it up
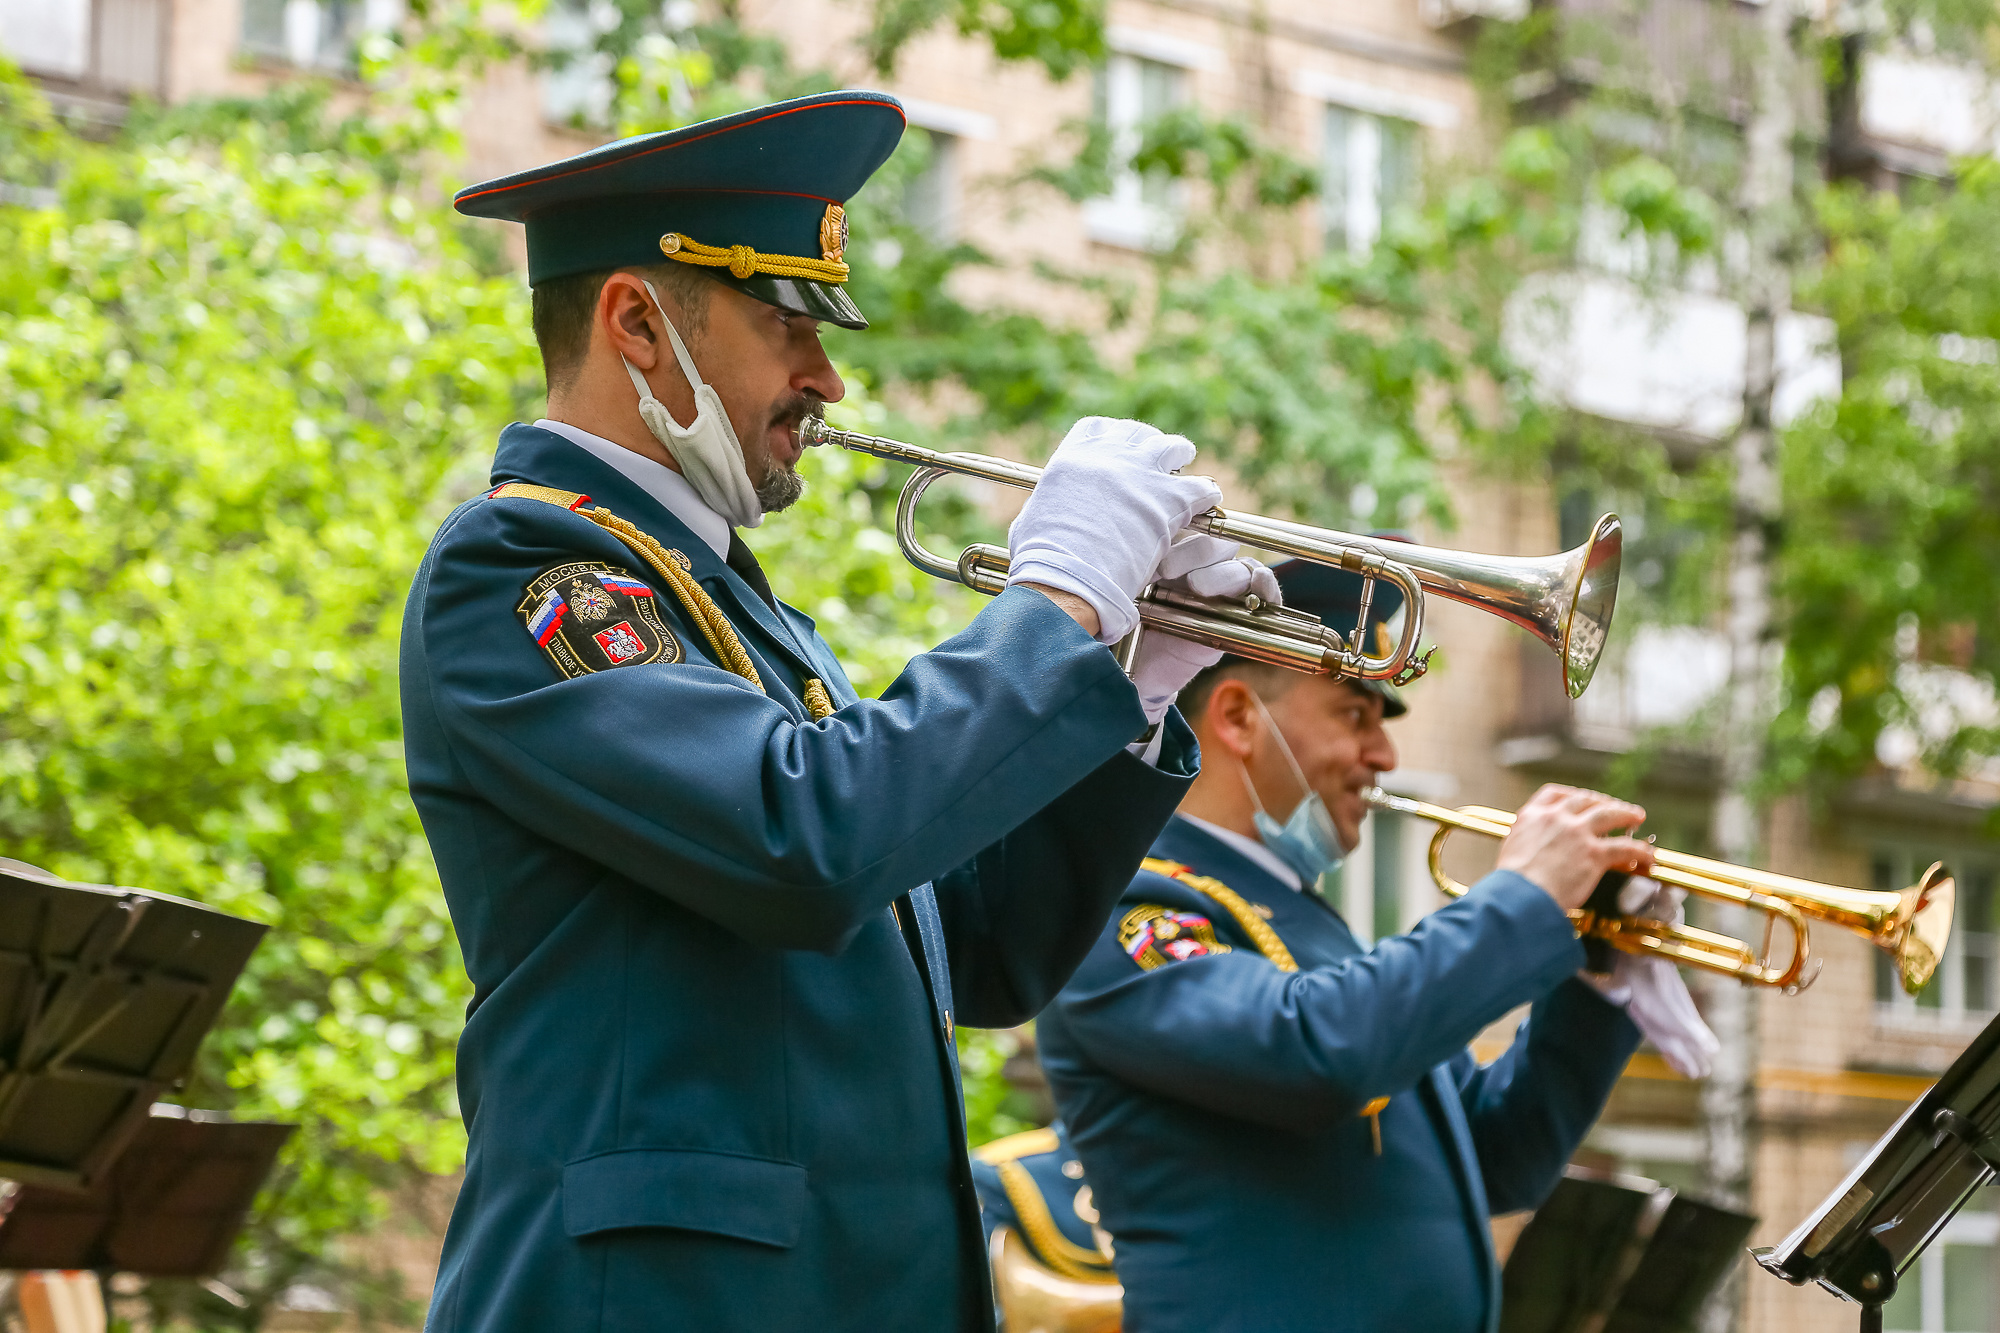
[1201,678,1261,762]
[597,273,664,371]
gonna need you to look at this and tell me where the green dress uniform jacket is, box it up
[1037,817,1641,1333]
[401,424,1197,1332]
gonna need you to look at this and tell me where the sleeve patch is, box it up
[1118,905,1231,971]
[516,561,683,678]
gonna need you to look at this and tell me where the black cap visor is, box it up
[715,272,868,330]
[1359,678,1409,718]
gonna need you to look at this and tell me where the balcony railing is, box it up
[1533,0,1757,120]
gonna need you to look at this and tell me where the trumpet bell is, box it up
[1236,512,1623,698]
[1564,515,1622,699]
[1892,863,1955,994]
[988,1226,1123,1333]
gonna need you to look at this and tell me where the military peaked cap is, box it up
[454,90,907,329]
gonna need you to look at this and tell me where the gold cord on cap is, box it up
[659,232,850,283]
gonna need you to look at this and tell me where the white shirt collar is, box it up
[534,418,732,561]
[1175,813,1306,893]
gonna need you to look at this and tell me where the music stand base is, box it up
[1860,1302,1883,1333]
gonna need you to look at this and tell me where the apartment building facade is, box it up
[2,0,1996,1330]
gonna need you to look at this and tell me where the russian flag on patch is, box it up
[596,573,654,598]
[527,590,566,645]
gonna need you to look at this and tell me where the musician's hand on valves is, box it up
[1496,784,1656,912]
[1005,417,1224,644]
[1127,538,1281,726]
[1581,878,1721,1079]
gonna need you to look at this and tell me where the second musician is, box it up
[1036,558,1719,1333]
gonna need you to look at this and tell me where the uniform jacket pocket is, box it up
[562,1147,808,1248]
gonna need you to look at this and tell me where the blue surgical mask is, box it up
[1242,695,1347,889]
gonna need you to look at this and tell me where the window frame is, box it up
[1881,1198,1999,1333]
[1319,102,1424,258]
[239,0,396,73]
[1082,30,1217,252]
[1339,771,1459,943]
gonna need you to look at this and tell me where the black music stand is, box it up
[0,859,267,1191]
[1754,1008,2000,1332]
[0,1106,293,1274]
[1503,1166,1757,1333]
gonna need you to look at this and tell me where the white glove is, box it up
[1005,418,1224,644]
[1156,532,1283,603]
[1128,539,1280,726]
[1583,877,1721,1080]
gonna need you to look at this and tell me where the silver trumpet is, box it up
[798,417,1623,697]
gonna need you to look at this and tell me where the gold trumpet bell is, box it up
[1890,863,1954,995]
[988,1226,1123,1333]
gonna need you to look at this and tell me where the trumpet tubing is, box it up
[1364,789,1956,995]
[798,418,1623,698]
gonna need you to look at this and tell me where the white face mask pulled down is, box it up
[621,279,764,530]
[1240,694,1347,890]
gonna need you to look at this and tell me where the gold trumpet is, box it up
[1364,789,1956,995]
[798,418,1624,698]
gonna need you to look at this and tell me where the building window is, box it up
[1082,50,1187,251]
[0,0,169,96]
[1340,807,1423,944]
[1883,1189,1997,1333]
[1370,813,1403,940]
[0,0,90,80]
[540,0,615,129]
[1322,104,1420,256]
[241,0,397,71]
[1876,850,1996,1021]
[904,129,960,243]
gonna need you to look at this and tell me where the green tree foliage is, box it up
[1461,12,2000,802]
[0,66,523,1326]
[1771,163,2000,790]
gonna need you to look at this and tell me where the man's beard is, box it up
[757,460,805,512]
[755,392,819,514]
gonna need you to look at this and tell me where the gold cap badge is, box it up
[820,204,848,265]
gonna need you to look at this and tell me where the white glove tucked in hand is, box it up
[1005,418,1224,644]
[1583,877,1721,1080]
[1128,535,1281,727]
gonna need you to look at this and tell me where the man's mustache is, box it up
[769,392,824,439]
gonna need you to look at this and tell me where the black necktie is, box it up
[726,531,778,611]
